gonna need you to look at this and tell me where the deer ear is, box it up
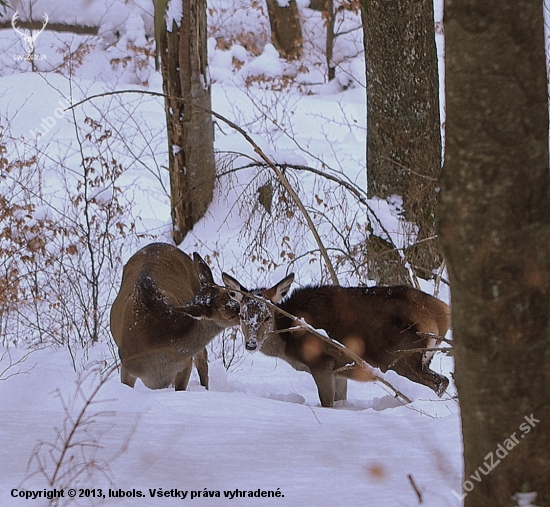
[193,252,215,285]
[268,273,294,303]
[222,273,244,303]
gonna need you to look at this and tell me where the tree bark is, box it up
[155,0,216,244]
[439,1,550,505]
[265,0,303,60]
[361,0,442,283]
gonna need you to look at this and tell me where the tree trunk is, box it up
[361,0,442,283]
[306,0,335,81]
[324,0,335,81]
[439,1,550,505]
[265,0,303,60]
[155,0,216,244]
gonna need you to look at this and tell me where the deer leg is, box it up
[390,355,449,397]
[334,377,348,402]
[422,368,449,397]
[120,365,137,388]
[193,348,209,389]
[174,357,193,391]
[310,368,336,408]
[407,367,449,397]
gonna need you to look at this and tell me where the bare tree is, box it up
[439,1,550,505]
[154,0,216,244]
[361,0,442,284]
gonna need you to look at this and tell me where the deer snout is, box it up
[245,339,258,351]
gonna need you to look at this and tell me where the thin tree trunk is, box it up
[306,0,335,81]
[439,1,550,505]
[324,0,335,81]
[265,0,303,60]
[361,0,442,283]
[156,0,215,244]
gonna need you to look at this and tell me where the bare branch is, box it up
[0,348,38,381]
[68,90,340,285]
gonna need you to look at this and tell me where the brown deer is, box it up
[110,243,239,390]
[222,273,451,407]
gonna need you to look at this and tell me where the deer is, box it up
[110,243,240,391]
[222,273,451,407]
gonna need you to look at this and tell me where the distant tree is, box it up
[360,0,442,284]
[265,0,303,60]
[439,1,550,505]
[308,0,336,80]
[154,0,215,244]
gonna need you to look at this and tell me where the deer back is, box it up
[274,285,451,374]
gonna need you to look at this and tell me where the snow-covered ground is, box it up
[0,1,463,505]
[0,344,461,507]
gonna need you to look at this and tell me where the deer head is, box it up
[222,272,295,351]
[173,252,241,328]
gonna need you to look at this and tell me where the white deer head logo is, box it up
[12,11,48,55]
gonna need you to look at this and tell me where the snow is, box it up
[0,0,464,505]
[165,0,183,31]
[0,346,461,507]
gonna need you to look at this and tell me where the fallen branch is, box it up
[0,20,99,35]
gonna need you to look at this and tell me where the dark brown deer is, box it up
[110,243,239,390]
[222,273,451,407]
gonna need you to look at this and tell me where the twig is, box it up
[398,347,452,355]
[416,331,453,345]
[433,259,447,298]
[0,347,38,381]
[408,474,423,504]
[387,347,453,370]
[333,363,412,402]
[24,363,123,506]
[382,156,438,182]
